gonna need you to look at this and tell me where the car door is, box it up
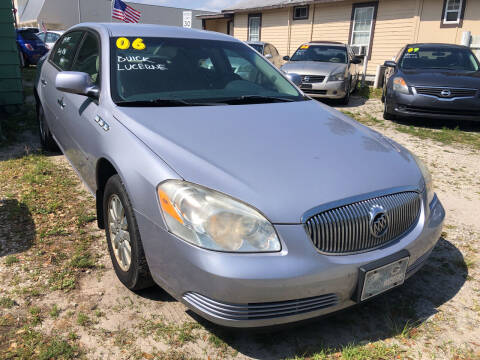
[58,31,103,190]
[39,31,84,151]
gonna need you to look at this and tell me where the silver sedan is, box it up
[35,23,444,328]
[281,41,362,104]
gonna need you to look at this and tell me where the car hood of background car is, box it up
[115,100,421,223]
[401,69,480,88]
[281,61,347,76]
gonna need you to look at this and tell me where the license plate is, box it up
[360,257,409,301]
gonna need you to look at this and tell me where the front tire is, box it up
[38,105,59,152]
[383,96,396,120]
[339,83,351,105]
[103,175,153,291]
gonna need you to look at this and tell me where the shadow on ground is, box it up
[393,116,480,133]
[316,95,369,109]
[0,199,35,257]
[181,237,466,359]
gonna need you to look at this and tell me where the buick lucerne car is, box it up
[281,41,362,104]
[35,23,445,328]
[383,43,480,121]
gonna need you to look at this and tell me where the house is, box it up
[199,0,480,77]
[15,0,210,30]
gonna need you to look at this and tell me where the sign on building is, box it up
[183,11,192,28]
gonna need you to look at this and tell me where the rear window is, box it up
[399,46,479,71]
[18,30,39,41]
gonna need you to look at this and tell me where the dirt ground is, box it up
[0,91,479,360]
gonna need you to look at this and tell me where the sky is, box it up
[131,0,235,11]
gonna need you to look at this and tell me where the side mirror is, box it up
[264,53,273,60]
[285,73,302,87]
[384,60,397,68]
[55,71,99,98]
[351,56,362,64]
[283,55,290,61]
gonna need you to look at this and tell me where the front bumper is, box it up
[136,195,444,328]
[300,79,347,99]
[386,91,480,121]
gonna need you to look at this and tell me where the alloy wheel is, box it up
[108,194,132,272]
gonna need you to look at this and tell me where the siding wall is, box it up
[226,0,479,75]
[417,0,480,44]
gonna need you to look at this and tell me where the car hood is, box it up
[402,69,480,88]
[281,61,346,75]
[114,101,421,223]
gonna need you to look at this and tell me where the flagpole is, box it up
[111,0,114,22]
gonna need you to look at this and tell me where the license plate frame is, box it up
[355,250,410,302]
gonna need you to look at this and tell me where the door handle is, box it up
[41,79,47,86]
[57,98,65,109]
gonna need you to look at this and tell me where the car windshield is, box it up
[399,46,480,71]
[19,30,39,41]
[110,37,304,105]
[248,43,264,54]
[290,45,347,63]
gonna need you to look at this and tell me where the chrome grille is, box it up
[183,292,338,320]
[305,192,421,254]
[301,75,325,83]
[415,86,477,98]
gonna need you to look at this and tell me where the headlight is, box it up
[157,180,281,253]
[412,154,434,205]
[392,77,410,94]
[328,72,345,81]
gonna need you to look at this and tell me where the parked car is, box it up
[16,28,48,67]
[245,41,283,67]
[35,23,444,328]
[383,43,480,121]
[281,41,362,104]
[36,30,64,50]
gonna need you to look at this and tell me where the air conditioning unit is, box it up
[351,45,368,56]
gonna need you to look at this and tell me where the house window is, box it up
[350,6,375,47]
[248,15,261,41]
[443,0,463,24]
[293,6,309,20]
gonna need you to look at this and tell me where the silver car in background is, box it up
[246,41,283,68]
[35,23,444,328]
[281,41,362,104]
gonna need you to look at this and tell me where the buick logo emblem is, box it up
[304,76,310,82]
[440,89,451,97]
[369,205,389,238]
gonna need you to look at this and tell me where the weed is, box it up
[50,304,60,318]
[77,312,91,327]
[77,212,96,227]
[5,255,19,266]
[356,84,383,100]
[29,306,42,325]
[70,252,96,269]
[0,296,15,309]
[49,270,77,291]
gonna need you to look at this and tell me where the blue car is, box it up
[16,28,48,67]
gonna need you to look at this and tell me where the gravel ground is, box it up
[1,94,479,359]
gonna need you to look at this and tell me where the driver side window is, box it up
[71,33,100,85]
[51,31,84,71]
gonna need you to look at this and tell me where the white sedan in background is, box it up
[36,31,64,50]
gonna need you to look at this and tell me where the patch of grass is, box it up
[50,304,60,318]
[69,252,95,269]
[77,212,96,227]
[356,84,383,100]
[341,342,401,360]
[395,125,480,150]
[49,269,77,291]
[0,296,15,309]
[5,255,19,266]
[76,312,91,327]
[29,306,42,326]
[142,320,201,346]
[342,111,384,127]
[38,338,78,360]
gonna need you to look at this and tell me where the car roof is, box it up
[308,41,346,46]
[69,23,238,43]
[405,43,470,49]
[246,41,266,45]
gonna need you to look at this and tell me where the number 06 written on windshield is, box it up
[116,37,146,50]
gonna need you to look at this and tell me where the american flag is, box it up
[112,0,141,23]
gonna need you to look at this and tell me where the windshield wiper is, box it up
[115,98,218,107]
[222,95,297,105]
